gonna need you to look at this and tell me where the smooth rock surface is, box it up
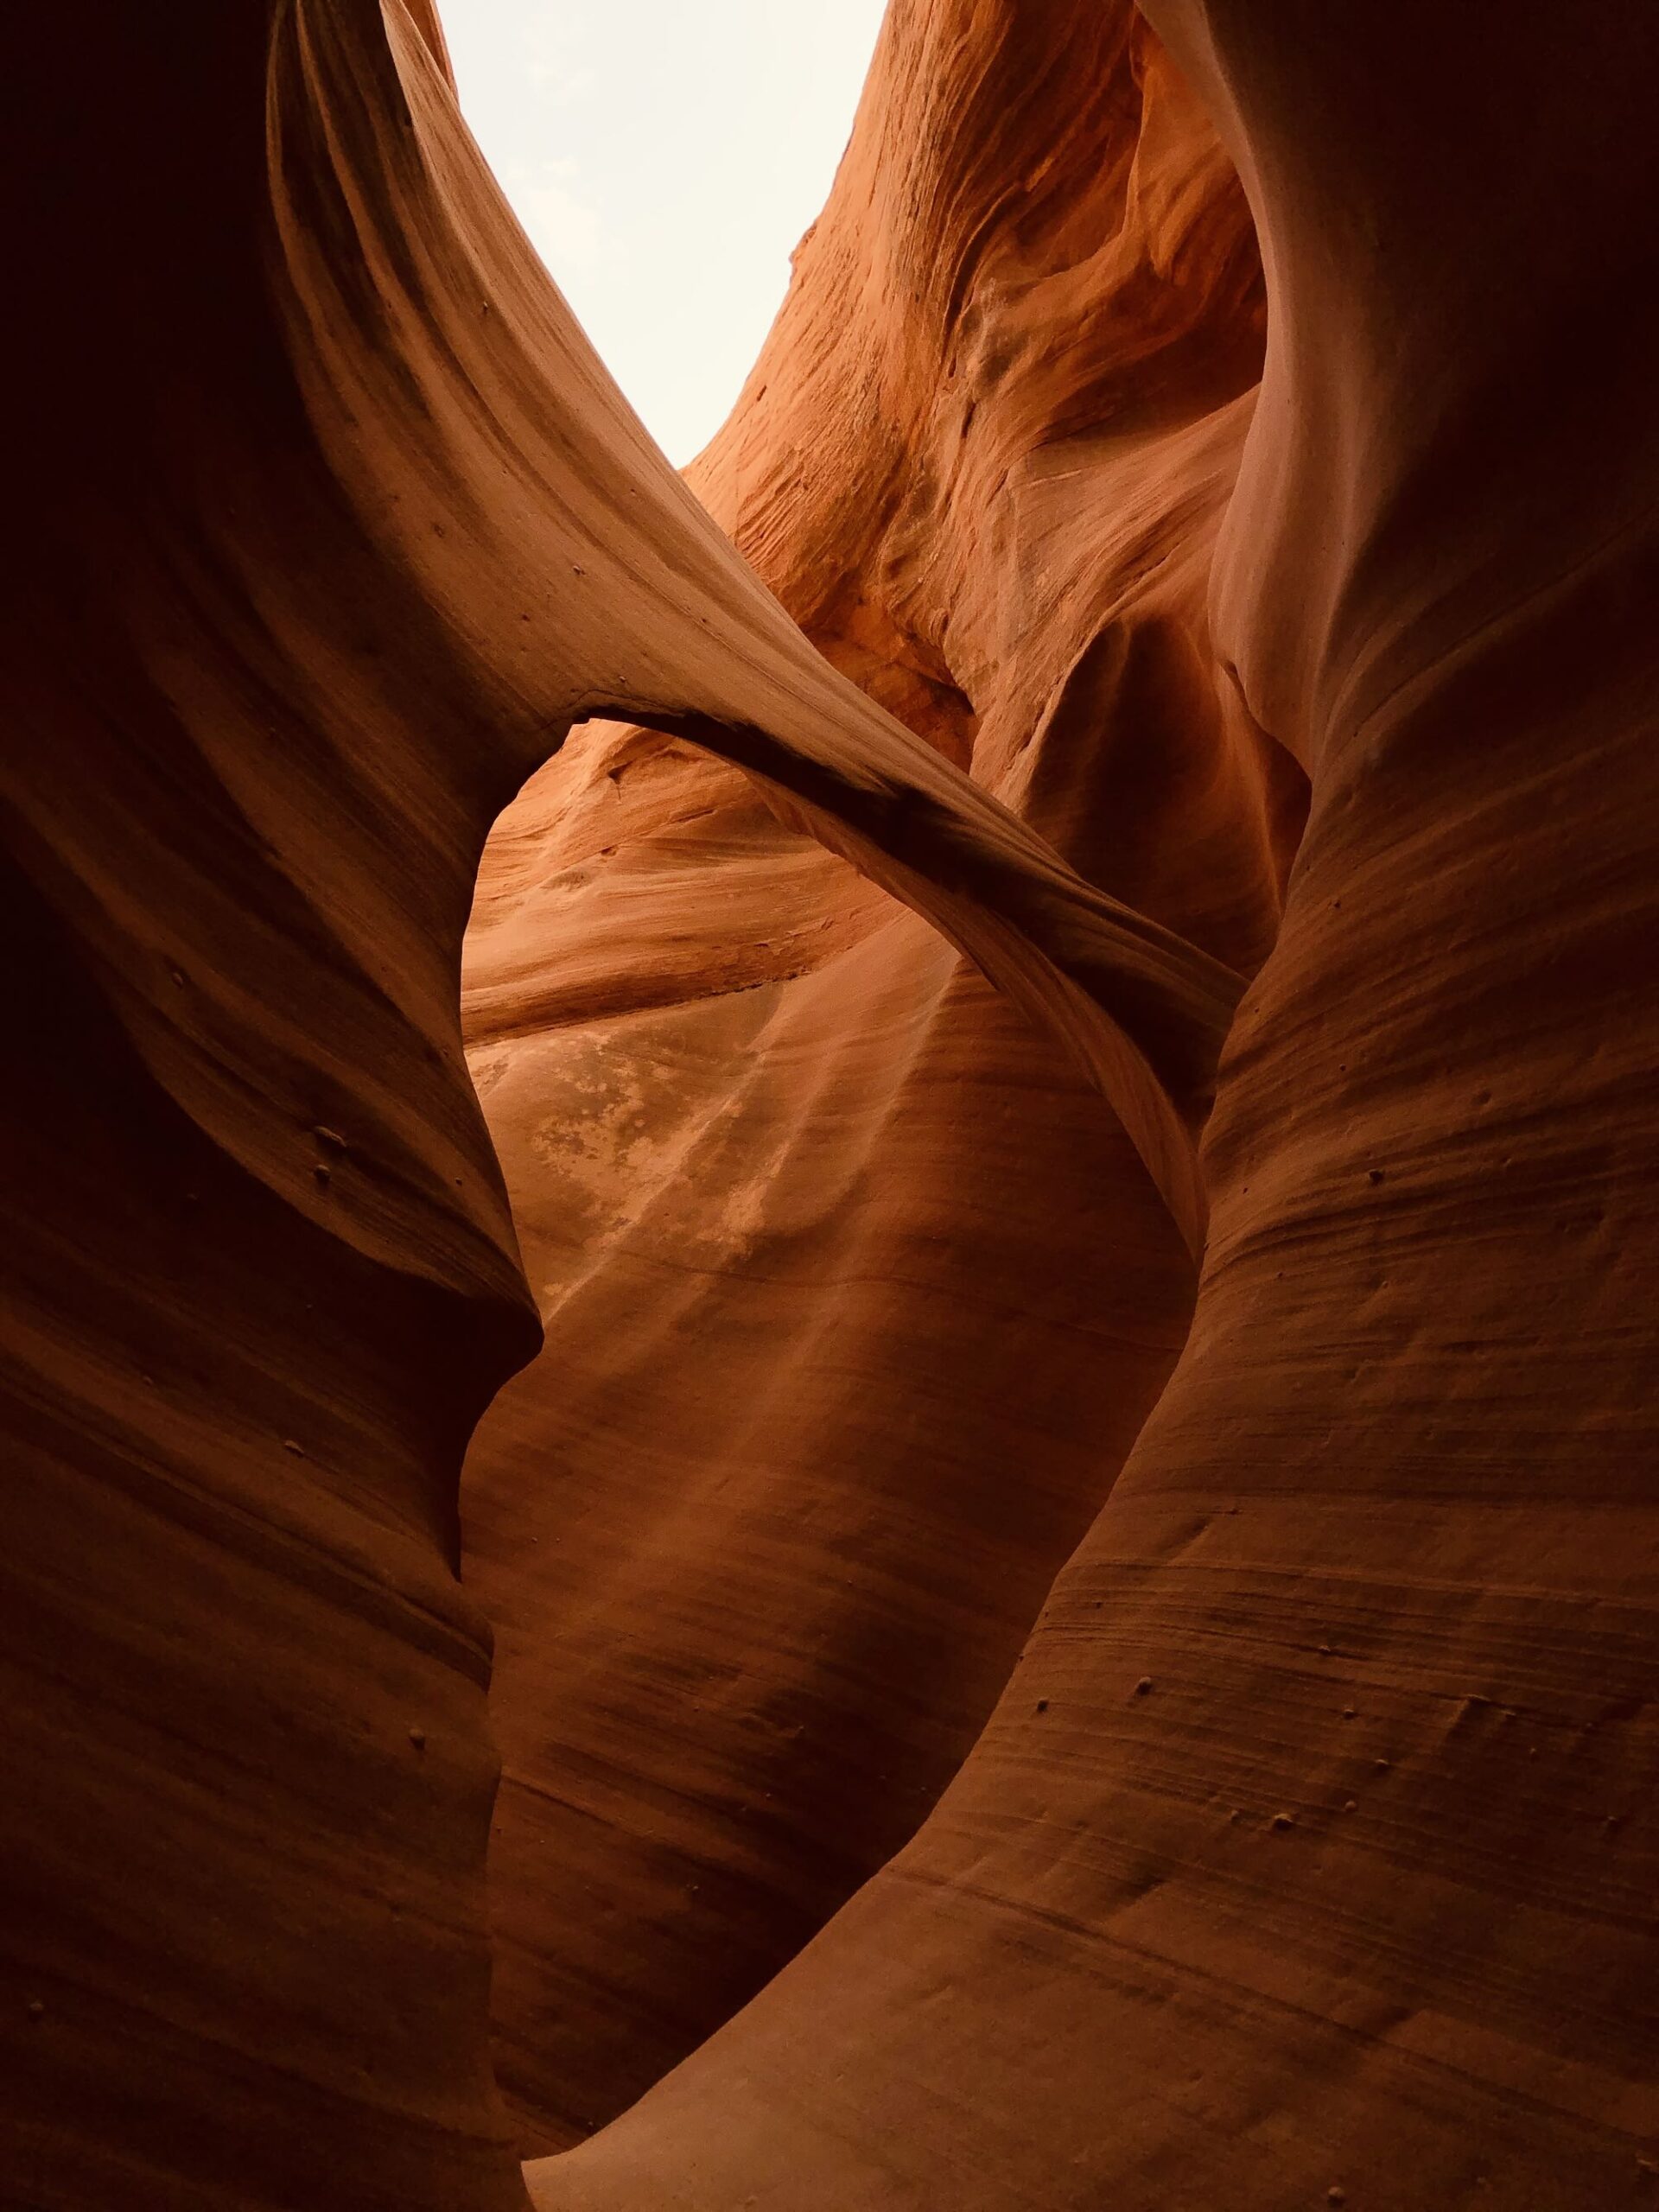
[462,0,1287,2152]
[524,3,1659,2208]
[2,1,1238,2203]
[3,1,1656,2208]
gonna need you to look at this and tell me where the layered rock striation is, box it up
[524,5,1659,2207]
[462,0,1287,2152]
[2,3,1656,2210]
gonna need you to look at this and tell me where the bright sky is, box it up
[442,1,888,467]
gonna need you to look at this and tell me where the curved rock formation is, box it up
[1,0,1245,2203]
[461,0,1288,2152]
[520,5,1659,2209]
[3,0,1656,2209]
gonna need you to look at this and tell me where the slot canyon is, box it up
[3,2,1656,2208]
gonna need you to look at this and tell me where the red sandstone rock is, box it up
[462,0,1282,2152]
[0,1,1242,2202]
[1,1,1656,2209]
[524,5,1659,2209]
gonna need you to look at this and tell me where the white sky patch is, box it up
[442,0,888,466]
[513,157,605,274]
[518,15,595,101]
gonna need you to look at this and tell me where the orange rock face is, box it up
[4,2,1658,2210]
[517,5,1659,2209]
[462,0,1288,2154]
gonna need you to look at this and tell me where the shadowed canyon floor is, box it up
[2,3,1656,2209]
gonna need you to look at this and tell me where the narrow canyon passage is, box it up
[458,2,1287,2152]
[2,3,1656,2210]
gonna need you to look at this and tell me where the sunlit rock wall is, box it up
[2,2,1655,2209]
[461,0,1288,2151]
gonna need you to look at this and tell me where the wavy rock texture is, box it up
[1,2,1242,2207]
[3,2,1656,2211]
[521,4,1659,2210]
[461,0,1288,2153]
